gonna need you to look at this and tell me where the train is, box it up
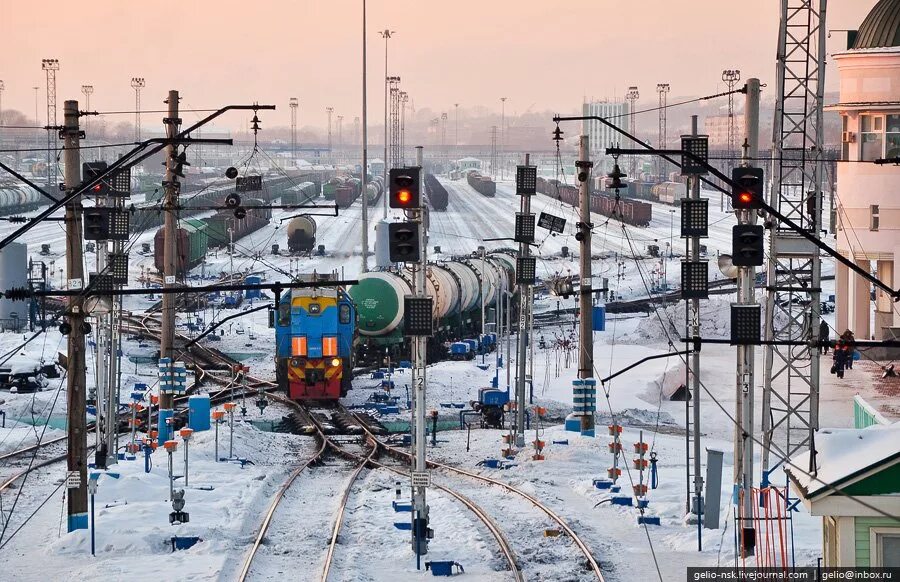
[204,198,272,248]
[424,173,449,210]
[0,184,44,216]
[348,252,517,363]
[281,181,320,206]
[366,176,385,206]
[466,172,496,197]
[286,216,317,253]
[535,176,652,227]
[275,276,358,400]
[153,219,210,274]
[650,181,687,205]
[153,198,273,274]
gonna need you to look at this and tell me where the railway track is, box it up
[348,406,605,581]
[237,395,522,582]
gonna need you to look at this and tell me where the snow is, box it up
[786,424,900,498]
[0,172,880,580]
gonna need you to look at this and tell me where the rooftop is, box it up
[853,0,900,50]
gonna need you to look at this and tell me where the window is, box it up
[861,115,885,161]
[842,115,850,161]
[339,304,351,324]
[871,205,880,231]
[278,302,290,326]
[871,529,900,567]
[887,115,900,159]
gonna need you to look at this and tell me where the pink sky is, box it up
[0,0,879,130]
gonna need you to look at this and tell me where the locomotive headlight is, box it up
[290,357,302,367]
[330,358,341,368]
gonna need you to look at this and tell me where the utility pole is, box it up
[379,29,395,219]
[576,138,595,436]
[42,59,59,190]
[736,78,760,558]
[159,90,180,442]
[489,126,498,179]
[411,145,430,564]
[440,112,447,164]
[337,115,344,164]
[361,0,369,273]
[63,99,88,532]
[131,78,145,142]
[289,97,298,162]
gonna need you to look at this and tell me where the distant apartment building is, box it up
[582,100,630,174]
[704,114,746,149]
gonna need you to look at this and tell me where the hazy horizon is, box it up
[0,1,878,132]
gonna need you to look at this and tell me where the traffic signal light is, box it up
[389,168,421,208]
[732,224,764,267]
[388,221,420,262]
[82,162,109,196]
[731,167,764,210]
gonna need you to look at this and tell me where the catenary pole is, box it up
[576,137,595,435]
[159,90,180,439]
[515,153,533,447]
[63,99,88,531]
[688,116,703,545]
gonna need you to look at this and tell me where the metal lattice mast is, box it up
[337,115,344,164]
[131,78,145,142]
[0,80,4,146]
[81,85,93,135]
[354,116,360,148]
[761,0,827,480]
[722,70,742,163]
[400,91,408,166]
[326,106,334,162]
[289,97,298,161]
[626,87,640,178]
[490,126,498,178]
[42,59,59,189]
[656,83,669,180]
[441,112,448,163]
[389,77,401,169]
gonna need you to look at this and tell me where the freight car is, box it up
[366,176,385,205]
[348,252,517,363]
[650,181,687,205]
[424,173,449,210]
[466,172,496,197]
[281,181,318,206]
[286,216,317,253]
[535,176,652,227]
[204,198,272,248]
[153,219,209,275]
[275,278,358,400]
[322,177,344,200]
[0,184,44,216]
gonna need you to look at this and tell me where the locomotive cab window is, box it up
[278,302,290,325]
[339,304,351,324]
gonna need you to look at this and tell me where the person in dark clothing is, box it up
[841,330,856,369]
[833,341,847,379]
[819,320,830,355]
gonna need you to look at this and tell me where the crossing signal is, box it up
[388,221,420,262]
[389,168,420,208]
[731,167,764,210]
[732,224,764,267]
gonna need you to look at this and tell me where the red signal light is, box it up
[92,184,102,193]
[398,190,411,205]
[739,192,752,204]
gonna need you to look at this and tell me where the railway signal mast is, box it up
[390,153,433,566]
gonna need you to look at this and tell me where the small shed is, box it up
[786,425,900,567]
[456,157,482,172]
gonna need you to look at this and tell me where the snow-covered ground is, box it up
[0,173,883,580]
